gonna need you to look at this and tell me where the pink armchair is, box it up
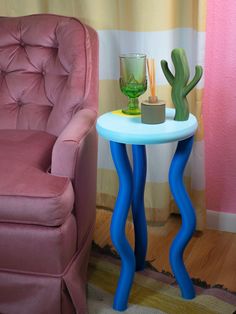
[0,14,98,314]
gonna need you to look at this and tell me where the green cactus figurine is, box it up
[161,48,203,121]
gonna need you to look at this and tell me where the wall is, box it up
[204,0,236,231]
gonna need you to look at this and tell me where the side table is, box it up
[96,108,198,311]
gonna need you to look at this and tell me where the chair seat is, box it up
[0,130,74,226]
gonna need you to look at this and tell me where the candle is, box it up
[147,58,158,103]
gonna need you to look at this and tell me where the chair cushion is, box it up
[0,130,74,226]
[0,215,77,274]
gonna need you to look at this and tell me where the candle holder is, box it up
[141,58,166,124]
[141,98,166,124]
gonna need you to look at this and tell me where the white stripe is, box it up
[207,210,236,233]
[98,29,206,88]
[98,138,205,189]
[97,137,115,170]
[189,140,205,190]
[145,142,176,183]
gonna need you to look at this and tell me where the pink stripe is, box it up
[203,0,236,213]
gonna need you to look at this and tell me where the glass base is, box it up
[122,107,141,115]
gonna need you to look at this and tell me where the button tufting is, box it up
[20,40,25,47]
[17,101,23,107]
[1,71,6,77]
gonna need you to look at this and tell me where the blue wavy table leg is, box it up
[132,145,147,271]
[110,141,136,311]
[169,136,196,299]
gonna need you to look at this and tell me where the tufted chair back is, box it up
[0,14,98,136]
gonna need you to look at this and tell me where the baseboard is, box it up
[206,210,236,233]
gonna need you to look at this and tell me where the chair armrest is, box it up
[51,108,97,179]
[51,108,98,249]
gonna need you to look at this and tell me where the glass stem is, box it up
[128,98,139,110]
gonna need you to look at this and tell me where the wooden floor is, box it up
[93,209,236,291]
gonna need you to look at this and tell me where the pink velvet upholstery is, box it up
[0,130,74,226]
[0,14,98,314]
[0,14,97,134]
[0,215,77,274]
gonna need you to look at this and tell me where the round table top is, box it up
[96,108,198,145]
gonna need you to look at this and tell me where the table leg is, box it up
[168,136,196,299]
[132,145,147,271]
[110,141,136,311]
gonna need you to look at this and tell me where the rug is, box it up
[88,252,236,314]
[87,284,165,313]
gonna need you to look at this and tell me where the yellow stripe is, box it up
[97,168,119,197]
[114,0,207,32]
[99,80,204,141]
[0,1,206,31]
[0,0,46,15]
[42,0,206,32]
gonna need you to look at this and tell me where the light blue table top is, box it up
[96,108,198,145]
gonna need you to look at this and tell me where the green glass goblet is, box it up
[120,53,147,115]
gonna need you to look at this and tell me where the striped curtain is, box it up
[95,0,206,231]
[0,0,206,240]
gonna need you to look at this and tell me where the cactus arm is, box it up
[161,60,174,86]
[183,65,203,96]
